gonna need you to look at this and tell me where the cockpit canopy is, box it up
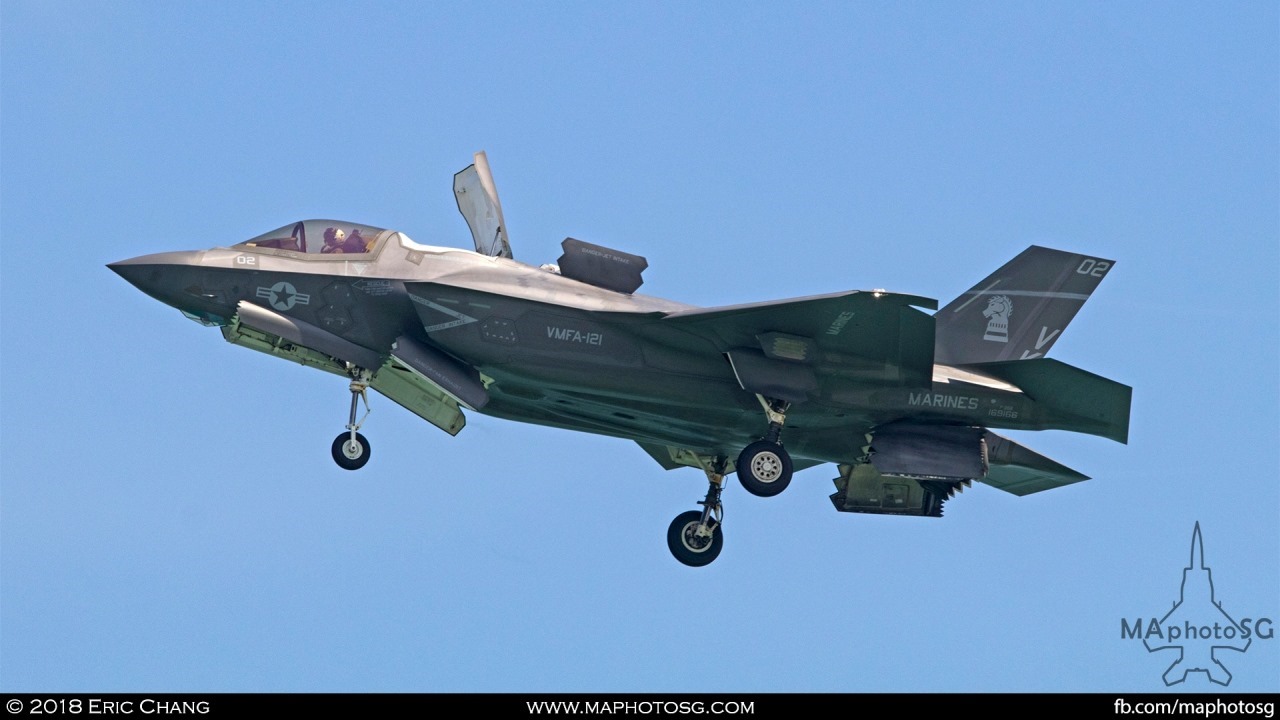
[234,220,389,256]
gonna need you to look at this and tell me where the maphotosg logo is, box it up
[1121,522,1274,686]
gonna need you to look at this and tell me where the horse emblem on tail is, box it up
[982,295,1012,343]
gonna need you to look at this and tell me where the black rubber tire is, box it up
[735,440,793,497]
[666,510,723,567]
[331,432,371,470]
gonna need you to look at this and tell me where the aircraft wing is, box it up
[635,441,688,470]
[661,290,939,398]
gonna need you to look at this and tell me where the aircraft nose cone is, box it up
[107,258,159,294]
[107,258,149,287]
[108,256,171,297]
[107,251,205,305]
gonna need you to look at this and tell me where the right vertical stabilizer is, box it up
[934,245,1114,365]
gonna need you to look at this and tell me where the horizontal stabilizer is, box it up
[981,431,1090,496]
[967,358,1131,444]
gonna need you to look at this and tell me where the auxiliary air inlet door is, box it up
[555,238,648,294]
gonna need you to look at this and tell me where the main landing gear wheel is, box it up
[331,432,371,470]
[736,395,794,497]
[736,440,793,497]
[667,510,723,567]
[667,455,728,566]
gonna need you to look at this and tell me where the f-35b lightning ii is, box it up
[110,152,1131,566]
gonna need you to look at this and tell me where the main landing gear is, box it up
[665,397,797,566]
[667,457,727,567]
[735,396,793,497]
[331,367,373,470]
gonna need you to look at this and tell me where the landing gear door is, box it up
[370,363,468,437]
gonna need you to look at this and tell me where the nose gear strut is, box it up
[331,366,373,470]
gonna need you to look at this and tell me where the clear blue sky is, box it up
[2,1,1276,692]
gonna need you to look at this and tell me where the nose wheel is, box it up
[332,367,373,471]
[332,431,371,470]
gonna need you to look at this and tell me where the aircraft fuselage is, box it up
[109,230,1058,467]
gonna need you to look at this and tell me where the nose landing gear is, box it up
[331,367,373,470]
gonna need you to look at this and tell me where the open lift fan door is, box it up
[454,151,512,259]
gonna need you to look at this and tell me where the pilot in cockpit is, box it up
[321,227,371,254]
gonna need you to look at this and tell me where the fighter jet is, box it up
[110,151,1131,566]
